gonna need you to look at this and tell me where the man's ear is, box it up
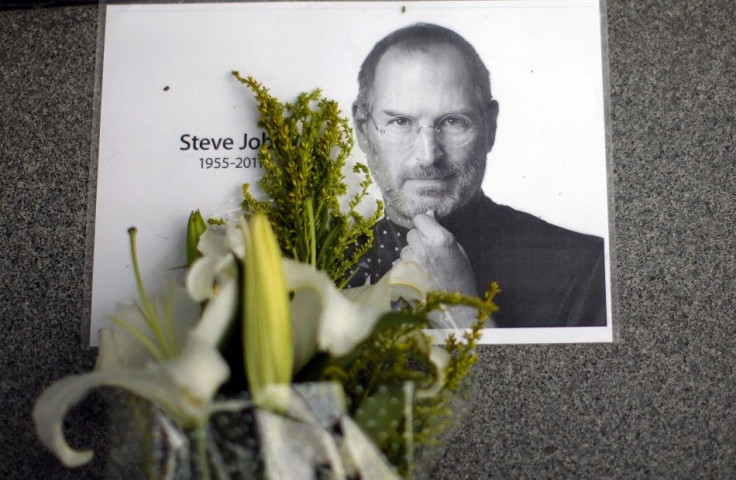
[482,100,499,154]
[352,101,371,153]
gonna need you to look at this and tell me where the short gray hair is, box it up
[356,23,493,111]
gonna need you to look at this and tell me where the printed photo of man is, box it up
[348,23,607,329]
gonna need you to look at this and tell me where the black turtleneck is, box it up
[347,195,607,328]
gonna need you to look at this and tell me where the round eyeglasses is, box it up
[364,107,478,148]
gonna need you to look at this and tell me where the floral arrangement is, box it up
[33,74,499,479]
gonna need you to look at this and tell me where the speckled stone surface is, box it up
[1,2,733,479]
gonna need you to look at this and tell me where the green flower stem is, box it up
[306,197,317,268]
[403,382,415,480]
[358,360,385,409]
[194,425,212,480]
[127,227,176,358]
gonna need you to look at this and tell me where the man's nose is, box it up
[413,126,443,165]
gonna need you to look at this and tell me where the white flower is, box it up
[186,224,242,303]
[287,259,433,370]
[33,284,230,468]
[186,218,436,373]
[186,223,243,346]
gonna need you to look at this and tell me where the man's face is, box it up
[357,44,493,223]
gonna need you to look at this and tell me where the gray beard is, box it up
[366,153,485,223]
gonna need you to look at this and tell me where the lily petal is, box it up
[106,282,201,368]
[416,346,451,399]
[33,335,229,467]
[284,260,385,360]
[383,260,433,304]
[190,278,238,346]
[186,255,223,302]
[290,288,320,371]
[341,261,431,308]
[160,334,230,417]
[197,228,230,257]
[224,221,246,259]
[102,305,153,368]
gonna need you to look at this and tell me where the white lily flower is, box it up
[287,259,433,370]
[33,334,228,467]
[35,226,235,469]
[104,282,200,365]
[287,260,382,369]
[185,223,243,346]
[186,217,434,371]
[33,294,230,467]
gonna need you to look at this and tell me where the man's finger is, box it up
[412,212,454,243]
[406,228,421,248]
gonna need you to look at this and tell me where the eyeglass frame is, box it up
[360,104,483,148]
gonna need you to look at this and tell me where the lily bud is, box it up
[186,210,207,266]
[240,215,293,411]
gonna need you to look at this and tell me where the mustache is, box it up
[398,164,462,183]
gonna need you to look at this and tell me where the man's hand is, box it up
[400,211,478,297]
[400,211,484,328]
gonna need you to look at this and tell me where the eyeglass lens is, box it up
[376,113,476,147]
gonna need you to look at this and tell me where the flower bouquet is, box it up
[34,74,499,479]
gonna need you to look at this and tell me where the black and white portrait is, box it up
[346,24,607,329]
[91,1,612,345]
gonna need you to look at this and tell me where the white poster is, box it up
[90,1,614,346]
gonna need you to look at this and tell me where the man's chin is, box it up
[399,192,460,219]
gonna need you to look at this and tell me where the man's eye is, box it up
[386,117,413,129]
[439,115,472,131]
